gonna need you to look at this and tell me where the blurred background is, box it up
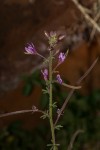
[0,0,100,149]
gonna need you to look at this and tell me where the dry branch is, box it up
[54,58,98,126]
[71,0,100,33]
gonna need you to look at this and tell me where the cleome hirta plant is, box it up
[24,31,82,150]
[0,31,98,150]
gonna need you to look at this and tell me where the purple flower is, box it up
[41,69,48,80]
[56,74,63,84]
[58,52,66,63]
[25,43,36,54]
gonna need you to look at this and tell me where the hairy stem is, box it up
[49,50,57,150]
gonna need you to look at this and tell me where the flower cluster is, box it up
[45,31,57,48]
[24,37,65,86]
[24,43,36,54]
[24,31,69,150]
[58,52,66,63]
[56,74,63,84]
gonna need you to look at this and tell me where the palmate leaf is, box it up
[55,125,63,130]
[40,114,47,119]
[47,144,53,150]
[47,144,53,147]
[40,111,49,119]
[42,89,49,94]
[52,102,57,108]
[47,143,59,150]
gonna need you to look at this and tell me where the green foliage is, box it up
[0,121,35,150]
[22,71,45,96]
[22,71,100,149]
[40,111,49,119]
[1,71,98,149]
[0,121,51,150]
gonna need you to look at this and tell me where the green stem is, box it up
[49,50,57,150]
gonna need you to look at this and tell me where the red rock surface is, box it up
[0,0,87,93]
[0,0,100,128]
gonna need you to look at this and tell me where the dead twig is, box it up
[90,10,100,40]
[54,81,81,89]
[67,129,84,150]
[71,0,100,33]
[0,110,34,118]
[54,58,98,126]
[0,106,44,118]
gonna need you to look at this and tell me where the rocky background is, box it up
[0,0,99,93]
[0,0,100,128]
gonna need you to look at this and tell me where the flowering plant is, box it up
[0,31,98,150]
[24,31,82,150]
[23,31,98,150]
